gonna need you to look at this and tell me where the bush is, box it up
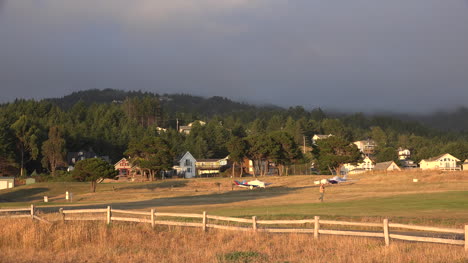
[34,171,76,182]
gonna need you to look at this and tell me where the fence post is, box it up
[314,216,320,239]
[465,225,468,251]
[151,209,155,229]
[59,208,65,222]
[107,206,111,225]
[30,204,34,220]
[252,216,257,232]
[203,211,207,232]
[383,219,390,246]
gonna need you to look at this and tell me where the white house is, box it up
[174,152,197,178]
[419,153,461,171]
[312,134,333,144]
[462,159,468,171]
[353,139,377,155]
[398,148,411,160]
[341,156,375,175]
[358,156,375,170]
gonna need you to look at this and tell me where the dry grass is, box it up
[0,219,466,263]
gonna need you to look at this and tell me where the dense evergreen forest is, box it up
[1,89,467,177]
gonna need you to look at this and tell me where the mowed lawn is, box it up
[1,171,467,226]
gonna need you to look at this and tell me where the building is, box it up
[114,158,134,177]
[243,158,255,174]
[173,152,197,178]
[196,157,229,176]
[341,156,374,175]
[0,177,15,190]
[398,148,411,160]
[353,139,377,156]
[312,134,333,144]
[373,161,401,172]
[67,151,98,166]
[397,148,418,169]
[178,120,206,134]
[156,127,167,133]
[400,159,418,169]
[419,153,461,171]
[463,159,468,171]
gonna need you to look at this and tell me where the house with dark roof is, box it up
[373,161,401,172]
[419,153,461,171]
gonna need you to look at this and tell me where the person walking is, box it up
[318,183,325,202]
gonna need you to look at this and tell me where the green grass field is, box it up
[1,171,467,226]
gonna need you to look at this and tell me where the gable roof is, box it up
[374,161,399,171]
[114,157,128,166]
[421,153,460,163]
[177,151,196,162]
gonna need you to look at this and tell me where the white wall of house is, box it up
[0,178,14,190]
[179,152,197,178]
[420,153,460,170]
[387,162,401,171]
[358,157,374,170]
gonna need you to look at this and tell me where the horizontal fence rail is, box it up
[0,205,51,224]
[1,205,466,250]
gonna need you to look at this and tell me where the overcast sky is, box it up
[1,0,468,113]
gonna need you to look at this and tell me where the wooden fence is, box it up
[1,205,465,250]
[56,206,467,250]
[0,205,51,224]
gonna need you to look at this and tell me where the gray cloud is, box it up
[1,0,468,113]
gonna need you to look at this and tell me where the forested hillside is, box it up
[1,89,467,177]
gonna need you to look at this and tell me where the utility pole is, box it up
[176,118,179,132]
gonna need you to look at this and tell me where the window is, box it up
[187,168,191,173]
[185,159,191,166]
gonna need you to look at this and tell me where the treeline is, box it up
[0,89,467,177]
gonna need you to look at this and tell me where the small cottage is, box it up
[0,177,15,190]
[374,161,401,172]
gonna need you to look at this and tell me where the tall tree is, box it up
[227,137,247,177]
[72,158,117,192]
[41,126,66,176]
[125,136,174,181]
[314,136,361,175]
[10,115,39,177]
[374,147,398,163]
[0,117,18,176]
[270,131,302,176]
[370,126,388,147]
[246,134,279,176]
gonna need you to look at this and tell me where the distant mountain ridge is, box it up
[45,89,468,132]
[45,89,282,118]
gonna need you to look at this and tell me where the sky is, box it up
[1,0,468,113]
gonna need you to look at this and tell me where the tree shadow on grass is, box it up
[41,186,304,212]
[117,180,188,191]
[0,188,49,202]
